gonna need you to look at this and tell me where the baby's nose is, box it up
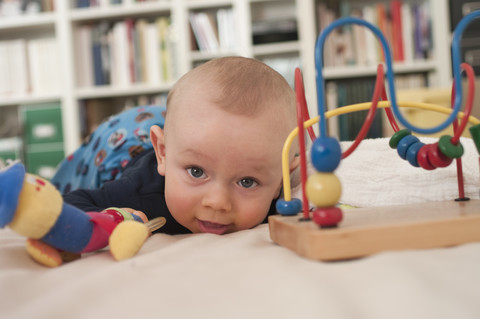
[201,185,232,213]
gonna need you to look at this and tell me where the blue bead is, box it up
[397,135,420,160]
[310,137,341,172]
[276,198,302,216]
[406,142,424,167]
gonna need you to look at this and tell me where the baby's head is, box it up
[151,57,298,234]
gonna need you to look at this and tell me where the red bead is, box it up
[312,207,343,228]
[416,144,436,170]
[428,142,453,168]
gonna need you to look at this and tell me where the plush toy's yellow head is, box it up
[9,174,63,239]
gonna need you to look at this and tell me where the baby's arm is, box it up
[64,175,144,216]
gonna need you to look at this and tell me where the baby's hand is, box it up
[120,208,148,224]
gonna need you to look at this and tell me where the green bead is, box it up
[389,129,411,149]
[438,135,464,158]
[469,124,480,154]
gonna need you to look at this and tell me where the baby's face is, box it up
[156,97,288,234]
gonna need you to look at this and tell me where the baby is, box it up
[62,56,299,235]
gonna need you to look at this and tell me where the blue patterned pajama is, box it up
[51,105,166,194]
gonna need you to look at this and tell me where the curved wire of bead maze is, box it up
[276,12,480,228]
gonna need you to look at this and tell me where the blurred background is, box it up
[0,0,478,179]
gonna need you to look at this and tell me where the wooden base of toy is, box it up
[268,199,480,261]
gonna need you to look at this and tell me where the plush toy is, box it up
[0,162,165,267]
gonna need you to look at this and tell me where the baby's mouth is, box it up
[197,219,229,235]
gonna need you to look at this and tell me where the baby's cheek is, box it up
[165,188,194,224]
[237,201,271,229]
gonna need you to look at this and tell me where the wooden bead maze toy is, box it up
[269,11,480,261]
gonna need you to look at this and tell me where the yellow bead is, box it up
[306,172,342,207]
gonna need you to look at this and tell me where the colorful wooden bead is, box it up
[427,142,453,168]
[406,141,424,167]
[306,172,341,208]
[312,207,343,228]
[397,135,420,160]
[276,198,302,216]
[438,135,464,158]
[416,145,436,170]
[310,136,342,172]
[389,129,411,149]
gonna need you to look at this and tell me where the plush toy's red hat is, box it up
[0,162,26,227]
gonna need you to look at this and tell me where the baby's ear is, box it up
[289,154,300,173]
[150,125,166,176]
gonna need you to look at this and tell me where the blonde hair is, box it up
[167,56,295,118]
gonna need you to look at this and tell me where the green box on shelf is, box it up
[25,147,64,180]
[22,103,63,145]
[0,150,19,162]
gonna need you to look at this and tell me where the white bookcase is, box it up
[0,0,452,155]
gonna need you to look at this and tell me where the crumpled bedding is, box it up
[293,137,479,207]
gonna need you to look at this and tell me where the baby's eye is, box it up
[238,177,258,189]
[187,167,206,179]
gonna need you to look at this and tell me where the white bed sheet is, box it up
[1,137,480,319]
[2,226,480,319]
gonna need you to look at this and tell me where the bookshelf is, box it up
[0,0,453,165]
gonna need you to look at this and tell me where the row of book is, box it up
[0,0,54,15]
[189,9,236,52]
[74,17,175,88]
[318,0,432,68]
[75,0,157,8]
[325,73,427,140]
[0,38,61,96]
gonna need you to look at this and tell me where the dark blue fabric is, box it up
[64,150,190,235]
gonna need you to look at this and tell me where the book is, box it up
[325,81,339,139]
[157,17,172,82]
[390,0,405,62]
[125,18,137,83]
[111,21,130,86]
[362,5,379,66]
[351,9,367,66]
[189,11,219,52]
[74,25,94,88]
[0,40,29,95]
[91,24,106,86]
[217,8,236,51]
[339,1,355,65]
[317,3,335,67]
[0,42,10,95]
[376,3,389,62]
[9,39,29,95]
[401,2,414,63]
[143,21,162,84]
